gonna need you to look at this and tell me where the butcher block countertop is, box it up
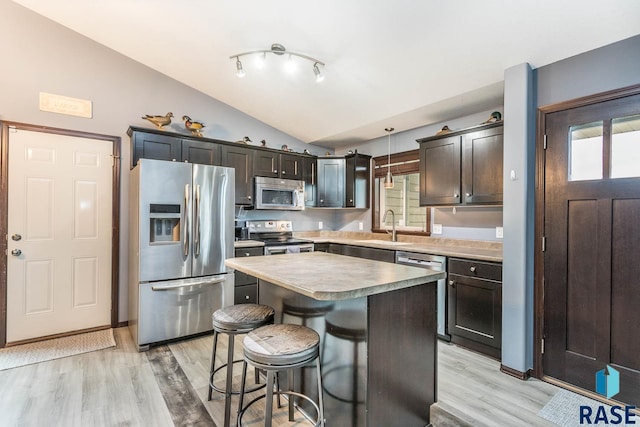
[225,251,445,301]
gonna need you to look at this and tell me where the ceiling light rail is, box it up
[231,43,325,82]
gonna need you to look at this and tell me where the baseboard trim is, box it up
[500,364,531,380]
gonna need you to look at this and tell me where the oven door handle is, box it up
[151,277,226,291]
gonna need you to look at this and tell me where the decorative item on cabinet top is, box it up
[182,115,205,137]
[483,111,502,124]
[435,125,451,135]
[236,136,252,144]
[141,112,173,129]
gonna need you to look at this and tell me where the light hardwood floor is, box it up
[0,327,562,427]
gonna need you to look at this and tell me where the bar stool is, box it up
[281,298,334,328]
[321,309,366,426]
[208,304,275,427]
[237,324,325,427]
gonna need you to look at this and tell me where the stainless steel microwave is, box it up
[254,176,305,210]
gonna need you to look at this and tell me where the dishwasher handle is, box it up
[396,256,444,269]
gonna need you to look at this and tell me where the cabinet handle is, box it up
[244,252,250,257]
[273,169,278,173]
[465,192,471,197]
[282,170,286,174]
[448,280,455,287]
[453,193,459,198]
[245,295,250,300]
[349,199,353,203]
[247,195,252,200]
[470,266,477,273]
[320,199,324,203]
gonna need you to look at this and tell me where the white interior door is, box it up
[6,129,113,343]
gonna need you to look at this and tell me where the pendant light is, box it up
[384,127,394,188]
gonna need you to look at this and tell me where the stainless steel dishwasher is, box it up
[395,251,449,340]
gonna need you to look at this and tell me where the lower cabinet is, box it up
[447,258,502,359]
[233,246,263,304]
[326,243,395,263]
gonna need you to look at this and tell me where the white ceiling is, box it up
[12,0,640,147]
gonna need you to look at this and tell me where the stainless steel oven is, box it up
[246,220,314,255]
[254,176,305,210]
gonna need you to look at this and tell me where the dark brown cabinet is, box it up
[221,145,254,206]
[345,152,371,208]
[303,156,317,207]
[325,243,395,263]
[254,151,304,180]
[233,246,263,304]
[417,122,503,206]
[317,157,345,207]
[129,127,222,168]
[447,258,502,359]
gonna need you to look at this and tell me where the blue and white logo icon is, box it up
[596,365,620,399]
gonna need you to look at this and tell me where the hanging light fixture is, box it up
[230,43,325,81]
[384,127,395,189]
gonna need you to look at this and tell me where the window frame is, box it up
[371,149,431,236]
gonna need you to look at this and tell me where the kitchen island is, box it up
[225,252,445,427]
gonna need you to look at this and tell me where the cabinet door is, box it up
[221,145,254,205]
[280,153,303,180]
[342,245,394,263]
[235,284,258,304]
[447,258,502,356]
[462,127,503,204]
[419,135,461,206]
[345,154,371,208]
[132,132,181,168]
[303,157,317,207]
[253,150,279,178]
[182,139,220,165]
[317,158,345,207]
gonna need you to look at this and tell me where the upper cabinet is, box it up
[220,144,254,206]
[129,127,222,167]
[316,154,371,208]
[417,123,503,206]
[253,151,303,180]
[303,156,317,207]
[345,152,371,208]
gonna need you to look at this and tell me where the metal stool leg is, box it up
[208,330,219,401]
[237,360,248,425]
[264,371,275,427]
[316,358,325,427]
[223,334,235,427]
[288,369,295,421]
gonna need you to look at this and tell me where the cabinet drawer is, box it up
[448,258,502,281]
[234,284,258,304]
[235,270,257,287]
[234,246,264,258]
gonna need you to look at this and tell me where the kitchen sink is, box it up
[355,239,410,246]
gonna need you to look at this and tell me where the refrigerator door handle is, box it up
[183,184,190,257]
[194,184,201,256]
[150,276,226,291]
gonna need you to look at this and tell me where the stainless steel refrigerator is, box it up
[128,159,235,351]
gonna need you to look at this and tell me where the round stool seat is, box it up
[212,304,275,333]
[325,309,366,341]
[244,324,320,367]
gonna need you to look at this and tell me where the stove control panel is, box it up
[247,220,293,233]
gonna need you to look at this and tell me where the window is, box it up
[568,114,640,181]
[372,150,430,234]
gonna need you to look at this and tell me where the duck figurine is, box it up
[484,111,502,123]
[435,125,452,135]
[141,112,173,129]
[182,115,205,137]
[236,136,252,144]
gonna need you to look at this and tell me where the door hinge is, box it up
[543,134,547,150]
[541,236,546,252]
[541,338,545,354]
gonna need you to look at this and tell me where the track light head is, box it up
[235,57,245,78]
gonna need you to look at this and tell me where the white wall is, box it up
[0,0,331,322]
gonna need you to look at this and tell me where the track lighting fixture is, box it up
[230,43,325,82]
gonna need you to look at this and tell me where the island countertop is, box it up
[225,251,445,301]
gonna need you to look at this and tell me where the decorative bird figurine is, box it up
[142,112,173,129]
[484,111,502,123]
[236,136,252,144]
[435,125,451,135]
[182,115,205,137]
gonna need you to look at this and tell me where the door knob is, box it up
[11,234,22,241]
[11,249,22,256]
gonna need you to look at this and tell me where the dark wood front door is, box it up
[542,91,640,405]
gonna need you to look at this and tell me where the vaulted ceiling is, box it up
[12,0,640,147]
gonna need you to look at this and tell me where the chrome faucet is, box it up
[382,209,397,242]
